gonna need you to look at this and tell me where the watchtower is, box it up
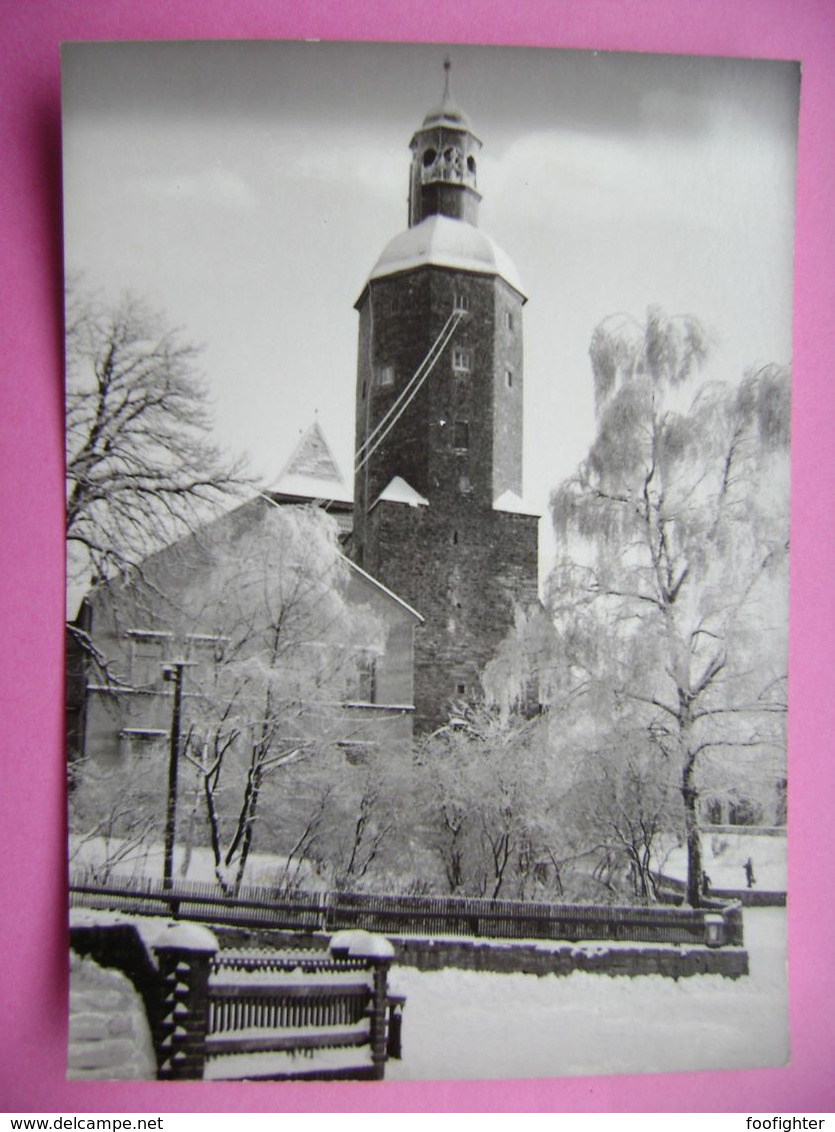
[352,61,539,731]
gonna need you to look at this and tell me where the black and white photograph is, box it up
[63,41,797,1083]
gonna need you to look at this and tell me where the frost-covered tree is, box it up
[68,501,388,894]
[415,705,558,900]
[174,502,387,892]
[549,308,789,906]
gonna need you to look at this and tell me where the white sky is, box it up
[61,41,799,585]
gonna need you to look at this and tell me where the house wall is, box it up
[75,498,418,766]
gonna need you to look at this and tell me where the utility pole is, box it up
[162,660,191,890]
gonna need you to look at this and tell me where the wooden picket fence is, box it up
[69,868,743,946]
[204,949,391,1081]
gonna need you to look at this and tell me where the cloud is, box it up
[482,109,794,239]
[134,165,258,209]
[269,129,404,201]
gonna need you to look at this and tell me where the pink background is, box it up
[1,0,833,1113]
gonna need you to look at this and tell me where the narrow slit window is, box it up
[378,364,395,388]
[505,368,513,389]
[505,310,514,331]
[454,420,469,450]
[454,292,469,313]
[452,347,471,372]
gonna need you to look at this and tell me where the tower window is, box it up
[454,292,469,313]
[505,368,513,389]
[452,347,471,372]
[505,310,514,331]
[362,379,367,399]
[467,155,477,176]
[423,147,437,168]
[459,475,472,494]
[378,364,395,388]
[456,682,467,696]
[454,420,469,450]
[452,529,459,545]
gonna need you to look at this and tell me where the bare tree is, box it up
[68,755,162,883]
[66,281,248,599]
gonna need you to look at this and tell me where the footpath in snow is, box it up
[386,908,788,1081]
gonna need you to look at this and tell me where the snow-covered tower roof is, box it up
[271,421,353,505]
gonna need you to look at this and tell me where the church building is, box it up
[67,64,540,760]
[349,61,540,731]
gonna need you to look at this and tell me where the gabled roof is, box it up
[371,476,430,512]
[493,489,540,517]
[271,422,353,505]
[341,554,424,623]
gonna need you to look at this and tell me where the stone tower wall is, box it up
[364,499,539,730]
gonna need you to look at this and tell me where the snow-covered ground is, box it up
[663,831,787,892]
[69,835,324,890]
[386,908,788,1081]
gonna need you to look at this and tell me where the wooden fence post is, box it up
[368,957,391,1080]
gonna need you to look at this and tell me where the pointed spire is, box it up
[421,55,471,130]
[442,55,452,104]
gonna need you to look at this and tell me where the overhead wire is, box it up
[354,307,465,473]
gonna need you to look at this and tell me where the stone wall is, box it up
[365,498,539,728]
[68,952,156,1080]
[353,264,536,731]
[389,937,750,979]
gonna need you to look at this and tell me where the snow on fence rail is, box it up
[70,918,397,1081]
[69,869,743,947]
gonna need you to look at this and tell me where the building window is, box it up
[459,474,471,494]
[452,347,471,373]
[378,364,395,388]
[352,653,377,704]
[454,420,469,450]
[454,292,469,313]
[125,629,172,688]
[505,310,514,331]
[120,729,168,761]
[505,368,513,389]
[456,682,467,696]
[362,379,367,399]
[452,529,459,545]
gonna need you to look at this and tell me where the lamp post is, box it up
[161,660,191,890]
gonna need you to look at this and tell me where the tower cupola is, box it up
[408,58,482,228]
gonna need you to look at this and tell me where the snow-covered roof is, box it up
[271,422,353,505]
[372,476,429,510]
[364,215,526,300]
[493,490,540,517]
[420,92,473,132]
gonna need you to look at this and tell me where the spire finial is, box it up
[443,55,452,102]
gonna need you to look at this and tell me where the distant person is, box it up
[744,857,756,888]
